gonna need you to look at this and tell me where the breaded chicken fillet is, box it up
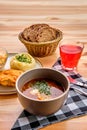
[0,69,23,87]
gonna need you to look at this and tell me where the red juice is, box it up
[60,45,83,70]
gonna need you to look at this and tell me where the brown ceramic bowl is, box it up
[16,68,70,116]
[18,29,62,57]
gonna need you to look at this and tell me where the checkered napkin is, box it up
[11,58,87,130]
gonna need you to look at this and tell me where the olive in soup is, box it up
[22,78,64,101]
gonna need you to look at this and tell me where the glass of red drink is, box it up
[59,40,84,71]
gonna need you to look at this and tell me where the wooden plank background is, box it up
[0,0,87,53]
[0,0,87,130]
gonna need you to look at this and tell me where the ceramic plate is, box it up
[0,53,43,95]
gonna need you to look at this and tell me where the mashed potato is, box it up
[10,53,36,71]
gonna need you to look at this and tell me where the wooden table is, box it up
[0,0,87,130]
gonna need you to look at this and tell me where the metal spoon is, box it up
[68,76,87,88]
[67,76,87,96]
[70,87,87,96]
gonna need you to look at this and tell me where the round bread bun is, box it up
[10,53,36,71]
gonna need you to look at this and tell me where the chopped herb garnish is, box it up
[32,80,51,95]
[16,54,32,63]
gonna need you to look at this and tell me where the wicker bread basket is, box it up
[18,29,62,57]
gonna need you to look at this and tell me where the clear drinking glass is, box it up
[59,40,84,71]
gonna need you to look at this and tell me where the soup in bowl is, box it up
[22,78,65,101]
[16,68,70,116]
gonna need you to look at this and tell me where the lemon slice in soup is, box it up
[10,53,36,71]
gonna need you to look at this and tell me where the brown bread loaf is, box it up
[22,24,57,42]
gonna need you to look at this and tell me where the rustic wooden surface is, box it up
[0,0,87,130]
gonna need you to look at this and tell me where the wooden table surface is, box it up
[0,0,87,130]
